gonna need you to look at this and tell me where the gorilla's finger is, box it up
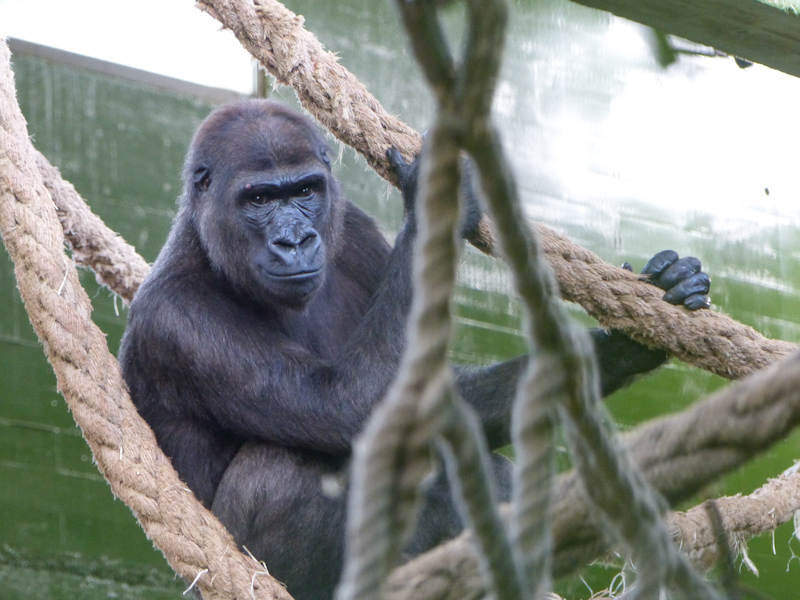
[386,147,409,171]
[640,249,679,279]
[655,257,702,291]
[683,294,712,311]
[387,148,419,214]
[621,262,633,272]
[662,272,711,305]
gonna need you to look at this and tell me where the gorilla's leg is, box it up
[213,443,348,600]
[213,444,512,600]
[403,451,513,557]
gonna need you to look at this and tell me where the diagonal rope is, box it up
[0,38,291,600]
[35,151,149,303]
[196,0,797,381]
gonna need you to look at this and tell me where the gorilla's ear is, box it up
[193,167,211,193]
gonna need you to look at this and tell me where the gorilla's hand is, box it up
[387,148,483,239]
[387,148,419,216]
[624,250,711,311]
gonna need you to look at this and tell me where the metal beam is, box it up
[571,0,800,78]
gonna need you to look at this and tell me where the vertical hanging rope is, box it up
[343,0,729,597]
[337,74,521,600]
[338,3,526,600]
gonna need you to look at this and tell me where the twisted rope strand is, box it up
[439,398,523,600]
[437,0,725,581]
[34,151,149,304]
[339,2,527,596]
[336,122,464,600]
[0,39,291,600]
[666,464,800,571]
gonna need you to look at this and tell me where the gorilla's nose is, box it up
[270,231,320,268]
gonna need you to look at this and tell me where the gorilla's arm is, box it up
[454,329,666,450]
[454,246,710,451]
[384,152,710,451]
[590,329,667,396]
[175,211,417,456]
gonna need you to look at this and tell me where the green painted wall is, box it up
[3,0,800,597]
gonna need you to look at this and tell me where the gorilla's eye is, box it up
[296,186,314,199]
[245,184,275,206]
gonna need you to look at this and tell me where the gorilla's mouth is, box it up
[268,269,322,280]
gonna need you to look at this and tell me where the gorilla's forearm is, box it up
[590,328,668,397]
[454,357,525,450]
[455,329,667,449]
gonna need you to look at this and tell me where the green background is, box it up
[3,0,800,597]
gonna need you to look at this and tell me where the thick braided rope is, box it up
[382,348,800,600]
[545,464,800,600]
[344,0,719,596]
[403,0,723,592]
[398,2,527,598]
[0,39,291,600]
[468,96,721,600]
[666,465,800,571]
[34,152,149,304]
[542,344,800,578]
[337,139,458,600]
[339,2,528,597]
[536,225,798,379]
[560,346,800,572]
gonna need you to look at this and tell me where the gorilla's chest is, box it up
[282,296,368,361]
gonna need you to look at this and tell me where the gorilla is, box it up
[118,99,711,600]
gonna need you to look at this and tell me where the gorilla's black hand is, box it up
[387,148,484,239]
[387,148,419,216]
[632,250,711,311]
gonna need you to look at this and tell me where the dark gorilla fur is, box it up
[119,99,710,600]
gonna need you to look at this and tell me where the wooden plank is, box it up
[571,0,800,78]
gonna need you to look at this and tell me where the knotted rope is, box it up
[343,1,722,598]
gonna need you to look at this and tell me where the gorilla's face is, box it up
[184,101,342,308]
